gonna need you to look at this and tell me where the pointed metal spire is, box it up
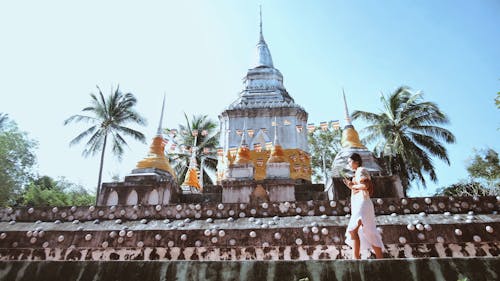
[273,116,280,146]
[157,94,166,135]
[259,5,264,42]
[255,6,274,68]
[240,120,248,147]
[342,88,352,126]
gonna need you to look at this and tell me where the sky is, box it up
[1,1,499,197]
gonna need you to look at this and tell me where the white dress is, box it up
[344,167,385,253]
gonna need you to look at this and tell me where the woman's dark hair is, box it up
[349,153,363,166]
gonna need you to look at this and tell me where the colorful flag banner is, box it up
[331,120,340,130]
[307,123,316,133]
[265,141,273,151]
[229,146,238,157]
[247,129,254,138]
[320,121,328,131]
[253,143,262,152]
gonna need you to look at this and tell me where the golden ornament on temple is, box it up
[341,126,366,149]
[182,167,201,189]
[136,135,177,178]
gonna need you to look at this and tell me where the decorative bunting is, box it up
[265,141,273,151]
[307,123,315,133]
[320,121,328,131]
[253,143,262,152]
[332,120,340,130]
[229,146,238,157]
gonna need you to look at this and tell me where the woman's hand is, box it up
[343,178,353,189]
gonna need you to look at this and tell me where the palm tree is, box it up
[64,86,146,201]
[167,114,219,186]
[352,86,455,192]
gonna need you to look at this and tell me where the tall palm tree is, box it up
[352,86,455,192]
[167,114,219,186]
[64,86,146,201]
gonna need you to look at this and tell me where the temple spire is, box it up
[273,116,280,146]
[157,94,166,135]
[342,88,352,126]
[255,6,274,68]
[259,5,264,42]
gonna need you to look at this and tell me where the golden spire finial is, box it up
[136,95,176,177]
[235,121,252,165]
[340,90,366,149]
[267,117,287,163]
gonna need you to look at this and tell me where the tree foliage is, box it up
[307,127,342,183]
[20,175,95,207]
[0,114,37,206]
[435,148,500,197]
[352,86,455,191]
[167,114,219,186]
[64,86,146,199]
[466,148,500,187]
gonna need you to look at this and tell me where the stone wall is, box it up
[0,258,498,281]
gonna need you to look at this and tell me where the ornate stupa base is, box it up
[98,168,180,206]
[225,163,255,180]
[265,162,291,179]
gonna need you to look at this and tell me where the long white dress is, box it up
[344,167,385,254]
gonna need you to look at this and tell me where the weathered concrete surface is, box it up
[0,258,498,281]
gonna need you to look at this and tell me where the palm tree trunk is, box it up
[96,134,107,205]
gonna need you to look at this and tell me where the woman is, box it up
[342,153,384,259]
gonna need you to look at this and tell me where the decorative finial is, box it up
[157,94,166,135]
[259,5,264,42]
[240,120,247,147]
[342,88,352,126]
[273,116,280,146]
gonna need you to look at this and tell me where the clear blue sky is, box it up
[1,1,499,197]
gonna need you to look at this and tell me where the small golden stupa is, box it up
[267,120,287,163]
[340,91,366,149]
[182,149,202,190]
[234,132,252,165]
[136,95,176,178]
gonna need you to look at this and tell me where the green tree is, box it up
[352,86,455,192]
[466,148,500,188]
[0,114,37,206]
[168,114,219,186]
[436,148,500,197]
[307,127,342,183]
[64,86,146,202]
[20,175,95,207]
